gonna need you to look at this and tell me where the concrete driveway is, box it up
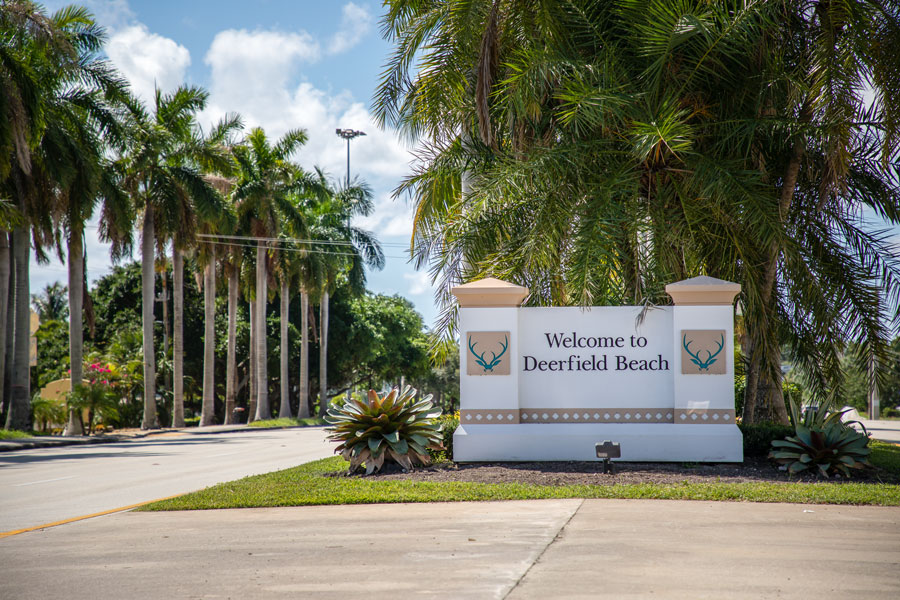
[1,499,898,599]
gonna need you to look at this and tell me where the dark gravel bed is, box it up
[338,457,899,485]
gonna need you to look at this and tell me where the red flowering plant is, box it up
[66,362,121,434]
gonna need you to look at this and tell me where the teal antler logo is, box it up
[468,334,508,373]
[682,333,724,372]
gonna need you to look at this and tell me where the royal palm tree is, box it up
[232,127,310,421]
[306,171,384,416]
[118,85,227,429]
[1,2,128,430]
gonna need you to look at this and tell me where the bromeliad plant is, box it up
[325,386,444,474]
[768,398,872,478]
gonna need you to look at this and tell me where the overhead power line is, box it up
[196,233,408,248]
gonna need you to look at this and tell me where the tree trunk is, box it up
[64,229,84,436]
[298,290,310,418]
[6,222,31,431]
[248,297,257,422]
[140,207,157,430]
[172,248,185,427]
[2,238,13,418]
[224,267,238,424]
[0,232,10,417]
[200,245,216,426]
[318,291,329,416]
[278,276,291,418]
[743,141,803,425]
[160,257,170,403]
[254,242,271,420]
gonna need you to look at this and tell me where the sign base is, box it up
[453,424,743,463]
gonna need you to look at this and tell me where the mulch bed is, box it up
[334,457,900,486]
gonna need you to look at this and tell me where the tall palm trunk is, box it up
[6,222,31,431]
[200,245,216,426]
[140,207,158,429]
[248,297,257,422]
[254,242,271,420]
[2,240,13,415]
[298,290,310,418]
[224,267,238,424]
[64,229,84,435]
[278,276,291,418]
[318,290,329,416]
[171,248,185,427]
[0,233,10,415]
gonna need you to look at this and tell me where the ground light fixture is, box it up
[595,440,621,474]
[335,128,366,187]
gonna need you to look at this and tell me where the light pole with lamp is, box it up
[334,128,365,405]
[335,128,366,187]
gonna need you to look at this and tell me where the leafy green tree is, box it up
[339,292,429,391]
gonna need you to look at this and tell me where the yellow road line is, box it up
[0,494,183,539]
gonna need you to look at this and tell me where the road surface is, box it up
[0,427,332,533]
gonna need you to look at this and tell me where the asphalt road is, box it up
[0,427,332,533]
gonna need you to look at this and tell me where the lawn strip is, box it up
[139,456,900,511]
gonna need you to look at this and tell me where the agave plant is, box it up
[325,386,443,474]
[768,399,871,477]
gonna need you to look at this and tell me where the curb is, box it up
[0,424,325,452]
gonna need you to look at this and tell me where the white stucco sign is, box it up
[452,276,743,462]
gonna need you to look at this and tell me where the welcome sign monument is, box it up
[452,276,743,462]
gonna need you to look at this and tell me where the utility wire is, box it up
[196,233,408,248]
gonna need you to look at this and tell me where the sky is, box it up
[31,0,439,324]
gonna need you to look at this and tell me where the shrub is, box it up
[429,411,459,462]
[324,386,443,474]
[882,406,900,419]
[739,422,794,457]
[768,400,871,477]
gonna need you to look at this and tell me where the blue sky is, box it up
[32,0,439,324]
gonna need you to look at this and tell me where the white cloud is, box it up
[106,24,190,103]
[201,29,411,194]
[403,271,433,296]
[204,29,320,100]
[328,3,372,55]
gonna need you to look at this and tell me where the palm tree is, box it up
[118,85,227,430]
[1,2,128,430]
[375,0,900,422]
[306,171,384,416]
[232,127,310,422]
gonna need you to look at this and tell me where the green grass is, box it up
[0,429,33,440]
[141,441,900,511]
[247,417,326,428]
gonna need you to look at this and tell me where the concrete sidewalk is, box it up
[2,499,898,599]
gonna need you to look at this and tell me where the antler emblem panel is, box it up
[680,330,727,374]
[466,331,511,376]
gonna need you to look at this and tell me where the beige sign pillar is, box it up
[452,278,528,425]
[666,276,741,425]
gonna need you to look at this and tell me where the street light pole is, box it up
[335,128,366,187]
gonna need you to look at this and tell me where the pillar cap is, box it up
[665,276,741,306]
[451,277,529,308]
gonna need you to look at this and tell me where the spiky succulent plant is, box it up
[769,400,871,478]
[325,386,443,474]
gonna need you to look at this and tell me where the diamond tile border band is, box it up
[460,409,520,424]
[459,408,735,424]
[674,408,735,424]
